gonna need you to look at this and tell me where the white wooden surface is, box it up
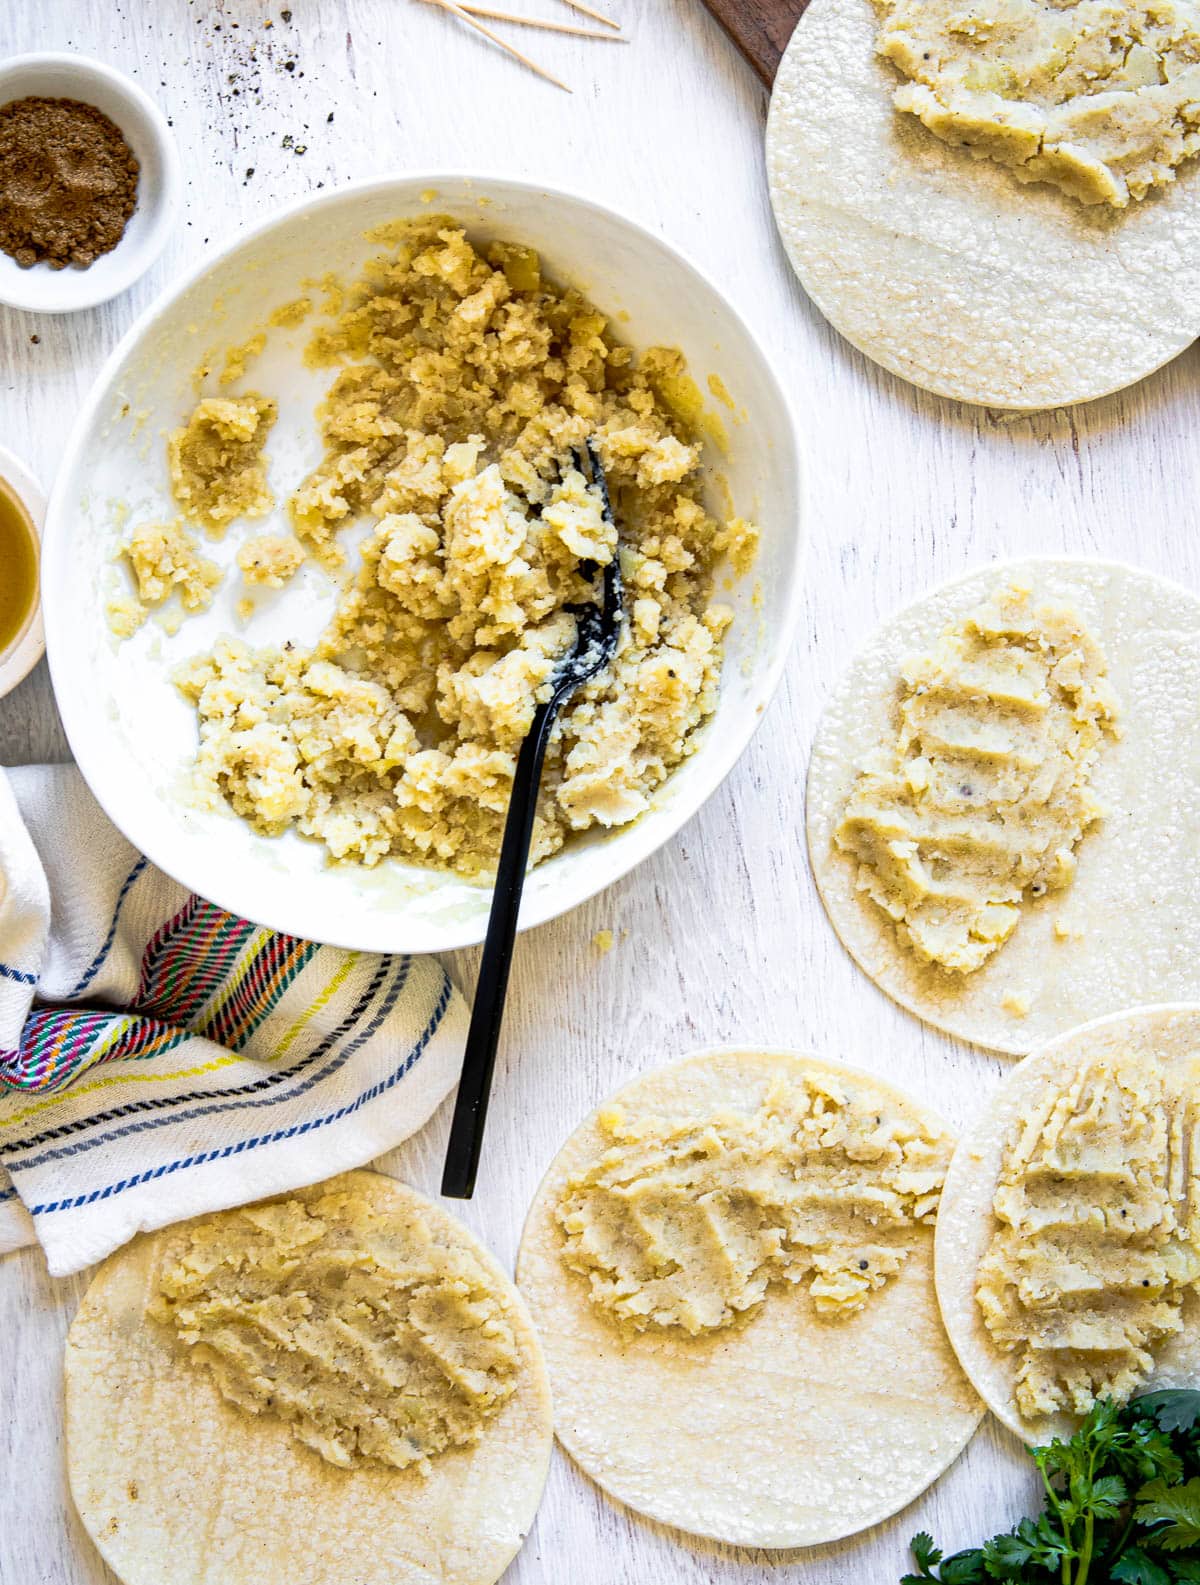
[3,2,1199,1581]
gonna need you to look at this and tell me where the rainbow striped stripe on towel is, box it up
[0,765,467,1277]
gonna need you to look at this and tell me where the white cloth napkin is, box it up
[0,764,468,1276]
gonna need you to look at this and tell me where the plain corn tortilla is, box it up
[64,1170,554,1585]
[765,0,1200,409]
[806,559,1200,1055]
[935,1003,1200,1442]
[516,1047,983,1548]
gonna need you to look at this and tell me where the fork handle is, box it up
[441,696,559,1199]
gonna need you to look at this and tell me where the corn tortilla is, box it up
[516,1048,983,1548]
[935,1003,1200,1442]
[64,1171,553,1585]
[806,559,1200,1055]
[765,0,1200,409]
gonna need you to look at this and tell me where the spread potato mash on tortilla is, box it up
[975,1049,1200,1420]
[150,1182,521,1474]
[835,581,1119,975]
[518,1049,982,1548]
[65,1172,553,1585]
[807,560,1200,1054]
[875,0,1200,207]
[765,0,1200,407]
[935,1005,1200,1441]
[556,1070,948,1334]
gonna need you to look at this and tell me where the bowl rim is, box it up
[0,52,181,314]
[43,169,807,950]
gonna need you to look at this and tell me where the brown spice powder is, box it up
[0,96,139,269]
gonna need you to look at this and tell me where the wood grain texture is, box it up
[698,0,807,82]
[2,2,1199,1583]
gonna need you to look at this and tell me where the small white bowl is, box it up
[44,173,805,953]
[0,54,181,313]
[0,444,45,700]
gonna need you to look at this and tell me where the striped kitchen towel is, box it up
[0,764,468,1276]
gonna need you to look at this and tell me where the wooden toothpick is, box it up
[420,0,572,90]
[456,3,625,38]
[556,0,621,29]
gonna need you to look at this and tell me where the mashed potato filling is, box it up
[976,1053,1200,1420]
[555,1072,949,1335]
[114,519,222,635]
[835,582,1119,974]
[236,532,306,588]
[177,225,749,876]
[875,0,1200,206]
[168,393,277,534]
[150,1183,521,1474]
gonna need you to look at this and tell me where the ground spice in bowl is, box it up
[0,96,139,269]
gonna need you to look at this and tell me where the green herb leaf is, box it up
[1038,1426,1089,1483]
[1135,1477,1200,1550]
[897,1397,1200,1585]
[938,1552,988,1584]
[1087,1471,1128,1518]
[901,1535,988,1584]
[912,1534,942,1569]
[1135,1394,1200,1436]
[982,1515,1070,1576]
[901,1532,946,1582]
[1112,1545,1174,1585]
[981,1531,1037,1575]
[1117,1422,1186,1487]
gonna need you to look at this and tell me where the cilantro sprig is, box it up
[902,1392,1200,1585]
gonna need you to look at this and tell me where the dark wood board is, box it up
[698,0,810,84]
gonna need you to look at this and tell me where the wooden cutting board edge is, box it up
[697,0,810,85]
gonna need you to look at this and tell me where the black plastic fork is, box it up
[441,439,624,1199]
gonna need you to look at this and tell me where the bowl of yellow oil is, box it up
[0,445,44,700]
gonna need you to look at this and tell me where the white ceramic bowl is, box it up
[43,174,804,952]
[0,445,45,700]
[0,54,180,313]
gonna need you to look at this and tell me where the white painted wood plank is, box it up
[2,1,1198,1581]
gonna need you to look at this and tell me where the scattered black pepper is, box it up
[195,8,328,176]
